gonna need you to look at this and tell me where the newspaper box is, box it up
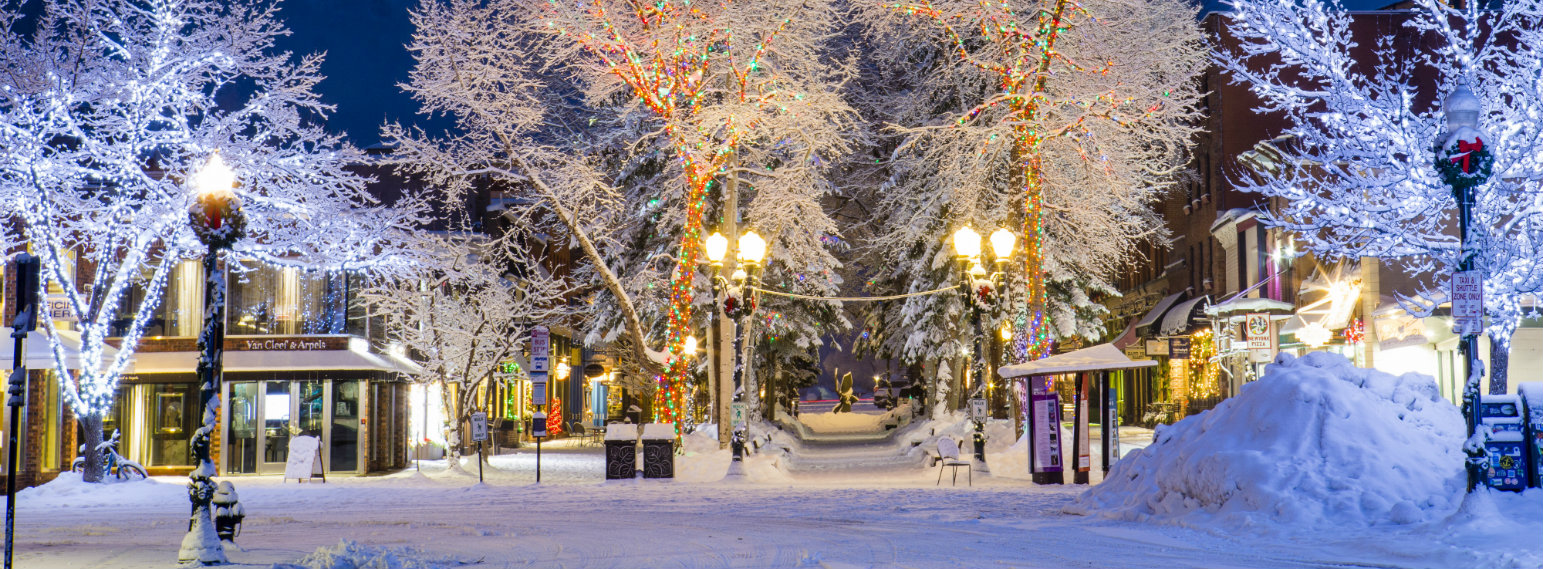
[1479,394,1527,492]
[1517,383,1543,488]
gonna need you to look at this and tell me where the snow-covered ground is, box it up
[8,376,1543,569]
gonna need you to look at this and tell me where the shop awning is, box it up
[128,348,400,374]
[1161,296,1211,335]
[1134,292,1184,333]
[0,327,122,370]
[999,343,1157,379]
[1206,296,1295,323]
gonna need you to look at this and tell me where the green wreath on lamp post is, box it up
[1435,127,1495,196]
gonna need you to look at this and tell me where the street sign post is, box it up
[530,326,550,373]
[1453,271,1483,332]
[730,402,747,428]
[470,412,488,442]
[969,398,988,421]
[470,411,488,483]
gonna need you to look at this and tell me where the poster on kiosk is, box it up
[1028,376,1064,484]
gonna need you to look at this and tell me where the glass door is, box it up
[259,381,292,474]
[226,382,259,474]
[330,381,359,472]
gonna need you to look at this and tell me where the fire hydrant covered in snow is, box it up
[212,481,245,542]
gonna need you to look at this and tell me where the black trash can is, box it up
[604,424,637,480]
[640,423,675,479]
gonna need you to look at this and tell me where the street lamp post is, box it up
[705,230,765,472]
[1438,84,1491,493]
[179,154,244,565]
[952,226,1015,474]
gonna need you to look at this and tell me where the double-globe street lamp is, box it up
[951,226,1016,472]
[180,153,245,565]
[704,229,766,469]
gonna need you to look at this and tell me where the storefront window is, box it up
[330,381,359,471]
[41,373,62,471]
[229,264,350,336]
[147,383,197,466]
[109,260,203,338]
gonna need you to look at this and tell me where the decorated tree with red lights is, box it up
[537,0,853,430]
[860,0,1206,369]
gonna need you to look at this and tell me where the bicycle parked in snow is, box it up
[71,429,147,481]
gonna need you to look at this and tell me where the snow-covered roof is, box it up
[0,328,121,370]
[998,343,1157,379]
[1161,296,1210,335]
[1134,292,1184,330]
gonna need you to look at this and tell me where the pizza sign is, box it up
[1245,313,1272,351]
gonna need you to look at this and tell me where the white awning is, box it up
[1206,296,1295,323]
[1000,343,1157,379]
[0,328,121,370]
[128,348,400,374]
[1134,292,1184,330]
[1161,296,1210,335]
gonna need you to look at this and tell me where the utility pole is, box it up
[6,254,40,569]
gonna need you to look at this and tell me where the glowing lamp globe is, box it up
[952,226,981,259]
[738,230,766,265]
[705,232,728,264]
[683,335,698,356]
[989,228,1016,260]
[195,153,236,199]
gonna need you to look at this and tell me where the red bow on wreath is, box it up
[1451,138,1484,174]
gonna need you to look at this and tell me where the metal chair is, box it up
[936,437,972,487]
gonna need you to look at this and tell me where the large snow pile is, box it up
[1075,351,1466,530]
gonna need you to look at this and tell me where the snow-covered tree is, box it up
[0,0,429,560]
[1220,0,1543,394]
[362,236,572,471]
[381,0,674,413]
[387,0,858,435]
[859,0,1206,366]
[535,0,856,430]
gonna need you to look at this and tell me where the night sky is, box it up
[277,0,1397,147]
[274,0,450,147]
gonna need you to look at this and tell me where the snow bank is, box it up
[275,540,463,569]
[1075,351,1466,530]
[18,471,180,507]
